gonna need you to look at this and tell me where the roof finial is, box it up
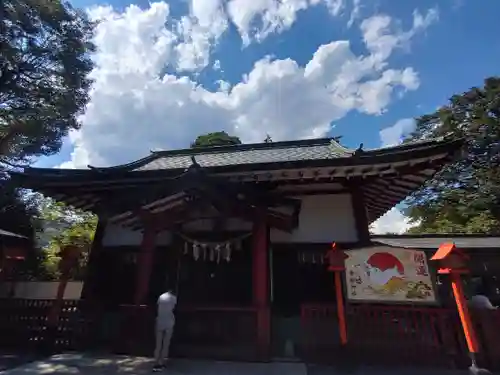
[190,155,201,169]
[354,143,364,156]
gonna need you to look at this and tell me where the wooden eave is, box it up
[19,137,461,180]
[11,137,463,225]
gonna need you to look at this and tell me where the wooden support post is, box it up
[350,185,370,244]
[334,272,347,345]
[450,273,480,354]
[326,243,349,346]
[48,245,81,326]
[48,276,69,326]
[252,211,270,360]
[80,218,106,301]
[430,243,489,374]
[45,245,81,353]
[134,226,157,306]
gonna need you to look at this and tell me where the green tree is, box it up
[1,0,95,167]
[191,131,242,148]
[404,77,500,234]
[37,199,97,280]
[0,185,44,280]
[0,0,95,278]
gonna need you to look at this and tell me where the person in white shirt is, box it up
[153,290,177,372]
[469,284,497,310]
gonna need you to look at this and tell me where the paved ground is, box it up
[0,353,476,375]
[0,352,42,372]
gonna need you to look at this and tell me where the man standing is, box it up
[153,289,177,372]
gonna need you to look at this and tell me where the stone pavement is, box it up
[0,351,42,372]
[0,353,473,375]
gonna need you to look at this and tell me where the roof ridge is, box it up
[151,137,347,156]
[72,136,460,173]
[88,137,349,171]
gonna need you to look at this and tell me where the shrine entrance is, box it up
[174,232,253,306]
[270,245,338,360]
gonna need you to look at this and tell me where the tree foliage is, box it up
[0,183,44,280]
[0,0,95,166]
[191,131,242,148]
[405,77,500,234]
[0,0,96,279]
[36,199,97,280]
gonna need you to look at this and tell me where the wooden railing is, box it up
[111,305,260,360]
[0,299,91,352]
[1,298,497,369]
[300,303,500,370]
[172,306,259,360]
[0,299,259,361]
[300,304,340,361]
[346,304,462,367]
[472,309,500,370]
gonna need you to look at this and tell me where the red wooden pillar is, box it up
[133,225,157,306]
[325,243,348,345]
[252,211,270,360]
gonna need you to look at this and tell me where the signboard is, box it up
[345,247,436,304]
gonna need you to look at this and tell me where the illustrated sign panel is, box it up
[345,247,436,303]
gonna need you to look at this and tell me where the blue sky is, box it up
[33,0,499,231]
[36,0,500,170]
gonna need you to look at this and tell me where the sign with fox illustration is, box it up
[345,247,436,303]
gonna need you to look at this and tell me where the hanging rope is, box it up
[174,230,252,245]
[174,231,252,263]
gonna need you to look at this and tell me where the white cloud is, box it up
[361,8,438,68]
[60,4,437,169]
[370,207,417,234]
[379,118,415,147]
[227,0,345,46]
[347,0,361,27]
[175,0,229,71]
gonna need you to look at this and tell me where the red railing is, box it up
[172,306,259,360]
[301,303,500,370]
[472,309,500,369]
[2,298,498,369]
[0,299,260,361]
[346,304,462,367]
[300,304,340,361]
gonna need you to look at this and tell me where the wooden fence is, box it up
[1,298,499,370]
[301,303,500,370]
[0,299,259,361]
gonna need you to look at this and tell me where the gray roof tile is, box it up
[136,142,352,171]
[372,236,500,249]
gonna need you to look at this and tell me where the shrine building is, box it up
[12,136,469,364]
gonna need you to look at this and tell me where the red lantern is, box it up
[430,242,469,275]
[325,242,348,272]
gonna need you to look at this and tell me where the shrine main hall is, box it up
[11,136,497,369]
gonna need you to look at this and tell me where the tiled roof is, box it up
[371,235,500,249]
[86,136,456,172]
[0,228,27,239]
[136,141,353,171]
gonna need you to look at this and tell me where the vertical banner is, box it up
[345,247,436,304]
